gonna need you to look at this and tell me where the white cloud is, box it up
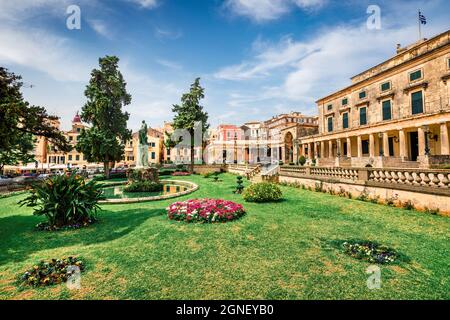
[154,27,183,40]
[224,0,327,22]
[156,59,182,70]
[0,26,92,82]
[128,0,159,9]
[215,0,449,111]
[88,19,114,39]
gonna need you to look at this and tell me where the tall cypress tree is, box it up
[76,56,132,178]
[172,78,209,172]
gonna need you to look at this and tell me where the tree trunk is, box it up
[0,164,4,176]
[104,156,110,179]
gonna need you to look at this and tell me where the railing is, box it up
[368,168,450,188]
[278,166,450,191]
[279,166,307,176]
[310,167,359,181]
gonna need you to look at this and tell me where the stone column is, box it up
[336,139,342,157]
[369,134,375,158]
[440,122,449,155]
[314,142,319,159]
[357,136,362,158]
[418,127,425,156]
[383,132,390,157]
[328,140,333,158]
[346,137,352,157]
[320,141,325,158]
[399,129,406,159]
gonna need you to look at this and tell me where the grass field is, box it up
[0,173,449,300]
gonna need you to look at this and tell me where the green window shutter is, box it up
[381,82,391,91]
[359,91,366,99]
[327,117,333,132]
[411,91,424,114]
[382,100,392,120]
[409,70,422,82]
[359,107,367,125]
[342,113,349,129]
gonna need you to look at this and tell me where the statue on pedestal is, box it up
[137,120,149,168]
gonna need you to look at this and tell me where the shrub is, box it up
[298,155,307,166]
[242,182,282,203]
[158,169,176,176]
[20,257,85,287]
[402,200,414,210]
[124,181,163,193]
[234,176,245,194]
[167,199,245,223]
[342,240,399,264]
[19,172,103,230]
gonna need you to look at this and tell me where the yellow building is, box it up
[120,126,164,167]
[299,30,450,168]
[45,113,99,170]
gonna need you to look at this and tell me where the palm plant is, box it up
[19,172,104,229]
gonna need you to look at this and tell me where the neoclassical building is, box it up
[298,30,450,168]
[205,112,318,164]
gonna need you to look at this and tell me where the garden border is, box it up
[99,179,199,204]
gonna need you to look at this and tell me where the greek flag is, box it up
[419,11,427,24]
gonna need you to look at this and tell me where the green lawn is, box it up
[0,173,449,300]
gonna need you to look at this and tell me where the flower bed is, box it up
[167,199,245,223]
[20,257,85,287]
[171,172,191,176]
[342,241,399,264]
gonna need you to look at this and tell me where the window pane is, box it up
[327,117,333,132]
[327,104,332,111]
[382,100,392,120]
[342,98,348,106]
[359,91,366,99]
[342,113,349,129]
[360,107,367,125]
[409,70,422,82]
[381,82,391,91]
[411,91,424,114]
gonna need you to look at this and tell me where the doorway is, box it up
[409,132,419,161]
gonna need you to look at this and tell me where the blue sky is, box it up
[0,0,449,131]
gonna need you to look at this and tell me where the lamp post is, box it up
[256,130,260,163]
[423,125,431,156]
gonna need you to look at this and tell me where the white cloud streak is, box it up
[224,0,327,22]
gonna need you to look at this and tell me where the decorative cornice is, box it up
[376,92,395,102]
[355,101,370,108]
[403,81,428,94]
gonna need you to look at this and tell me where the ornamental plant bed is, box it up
[167,199,246,223]
[342,240,401,264]
[19,257,85,287]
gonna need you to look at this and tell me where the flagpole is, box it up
[418,9,422,40]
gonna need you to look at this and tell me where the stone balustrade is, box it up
[278,165,450,194]
[368,168,450,188]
